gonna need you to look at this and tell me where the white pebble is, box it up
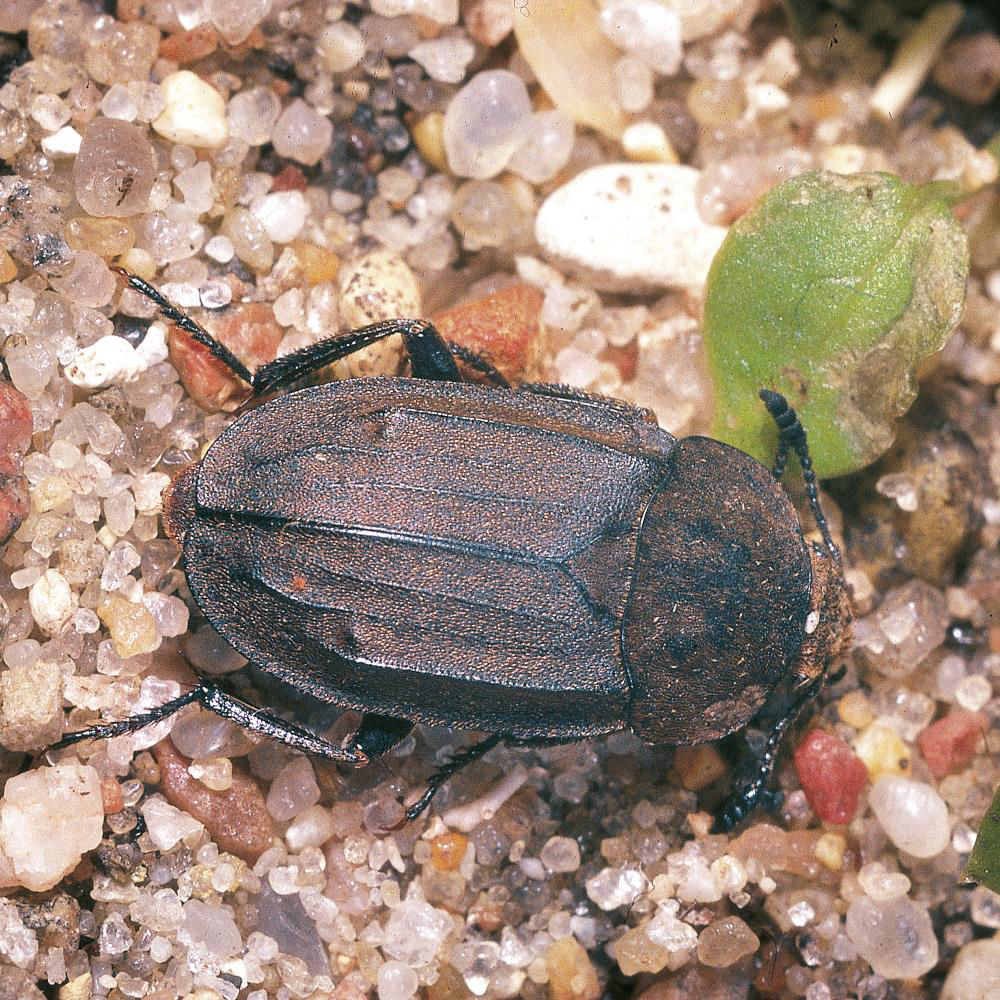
[535,164,727,292]
[141,797,205,851]
[64,326,169,390]
[942,939,1000,1000]
[409,37,475,83]
[598,0,682,73]
[39,125,82,157]
[444,70,533,179]
[251,190,308,243]
[28,570,77,635]
[0,761,104,892]
[377,960,418,1000]
[204,0,272,45]
[153,71,229,148]
[266,756,320,822]
[845,896,938,980]
[955,673,992,712]
[869,776,951,858]
[204,235,235,262]
[101,84,139,122]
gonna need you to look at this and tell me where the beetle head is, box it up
[796,541,853,683]
[163,463,198,545]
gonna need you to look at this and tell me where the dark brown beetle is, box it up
[55,273,852,827]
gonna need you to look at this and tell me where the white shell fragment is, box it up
[535,164,728,292]
[65,325,169,389]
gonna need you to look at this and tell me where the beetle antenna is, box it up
[759,390,841,568]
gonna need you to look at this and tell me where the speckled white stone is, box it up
[535,163,727,292]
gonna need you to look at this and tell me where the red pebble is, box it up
[431,283,544,382]
[794,728,868,824]
[168,302,284,412]
[271,165,308,192]
[0,383,32,544]
[917,710,987,777]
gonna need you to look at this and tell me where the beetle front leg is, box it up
[115,270,475,393]
[712,672,825,832]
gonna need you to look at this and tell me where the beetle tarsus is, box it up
[404,733,505,821]
[759,389,842,568]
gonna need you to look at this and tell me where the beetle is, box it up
[54,271,853,828]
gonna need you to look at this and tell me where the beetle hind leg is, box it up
[51,680,377,765]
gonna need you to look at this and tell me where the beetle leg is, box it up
[443,342,511,388]
[48,686,204,750]
[404,733,505,820]
[350,713,414,763]
[759,389,842,568]
[115,269,470,392]
[193,682,372,763]
[712,671,825,832]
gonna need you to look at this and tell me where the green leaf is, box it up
[966,783,1000,892]
[703,170,969,478]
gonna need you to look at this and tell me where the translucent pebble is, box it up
[508,110,574,184]
[409,37,475,84]
[955,673,992,711]
[614,57,654,113]
[858,581,949,678]
[317,22,366,73]
[271,99,333,167]
[382,898,453,965]
[268,865,300,895]
[443,71,533,179]
[98,911,133,957]
[142,592,189,637]
[539,836,581,873]
[104,491,136,536]
[585,866,648,910]
[252,191,308,243]
[266,756,320,821]
[845,896,938,980]
[149,936,172,962]
[205,0,272,44]
[5,343,54,399]
[100,85,139,122]
[697,916,759,968]
[378,960,418,1000]
[3,639,40,669]
[30,94,70,132]
[174,161,215,214]
[598,0,682,73]
[74,118,156,218]
[141,797,205,851]
[187,757,232,791]
[869,776,950,858]
[450,180,519,250]
[226,87,281,147]
[286,805,335,851]
[857,862,911,902]
[182,898,242,958]
[970,885,1000,928]
[50,250,117,309]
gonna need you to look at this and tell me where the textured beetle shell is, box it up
[169,377,813,744]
